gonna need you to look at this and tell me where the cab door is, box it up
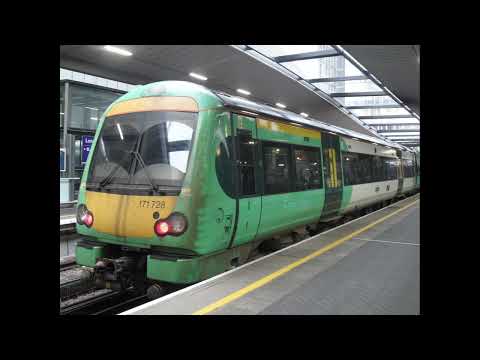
[320,132,343,218]
[229,114,262,248]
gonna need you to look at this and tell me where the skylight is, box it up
[242,44,420,149]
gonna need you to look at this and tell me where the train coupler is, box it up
[93,256,137,292]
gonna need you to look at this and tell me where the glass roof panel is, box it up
[373,124,420,130]
[386,135,420,139]
[282,56,362,80]
[351,107,411,117]
[248,45,334,59]
[314,79,382,95]
[381,132,420,136]
[336,95,397,107]
[363,118,420,125]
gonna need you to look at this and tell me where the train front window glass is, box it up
[263,143,291,194]
[294,147,322,191]
[87,111,197,189]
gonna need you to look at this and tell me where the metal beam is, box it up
[346,104,402,109]
[309,75,367,83]
[330,91,385,97]
[376,129,420,133]
[358,115,413,120]
[367,122,420,126]
[387,138,420,140]
[274,49,340,63]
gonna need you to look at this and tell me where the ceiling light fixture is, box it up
[189,72,208,81]
[104,45,132,56]
[300,112,309,117]
[276,103,286,108]
[237,89,251,96]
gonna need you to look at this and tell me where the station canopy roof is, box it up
[60,45,420,149]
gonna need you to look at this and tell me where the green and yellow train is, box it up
[75,81,420,298]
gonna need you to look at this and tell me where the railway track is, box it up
[60,289,149,315]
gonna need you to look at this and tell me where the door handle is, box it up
[224,214,232,232]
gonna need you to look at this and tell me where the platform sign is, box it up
[81,135,94,164]
[60,148,66,172]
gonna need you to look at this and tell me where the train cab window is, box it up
[263,143,291,195]
[237,129,256,196]
[294,147,322,191]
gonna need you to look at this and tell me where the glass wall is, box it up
[60,80,125,203]
[70,84,122,130]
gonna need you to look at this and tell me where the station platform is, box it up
[122,194,420,315]
[60,207,76,226]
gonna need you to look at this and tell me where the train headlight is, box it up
[154,212,188,237]
[77,204,94,228]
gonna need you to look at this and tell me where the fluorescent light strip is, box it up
[300,112,309,117]
[276,103,286,108]
[59,112,64,115]
[236,89,251,96]
[90,117,98,121]
[104,45,132,56]
[85,107,98,111]
[116,123,124,140]
[189,72,208,81]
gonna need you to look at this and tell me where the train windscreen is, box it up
[87,111,197,190]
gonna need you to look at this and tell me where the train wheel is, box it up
[146,283,168,300]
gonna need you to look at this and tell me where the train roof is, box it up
[213,90,410,152]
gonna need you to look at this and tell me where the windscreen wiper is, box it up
[99,150,135,189]
[131,150,160,195]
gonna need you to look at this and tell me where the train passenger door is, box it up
[396,150,404,196]
[320,132,343,218]
[229,114,262,248]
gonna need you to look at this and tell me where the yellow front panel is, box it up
[257,118,321,139]
[106,96,199,117]
[85,191,178,238]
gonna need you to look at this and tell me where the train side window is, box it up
[237,129,256,196]
[372,156,383,182]
[263,143,291,195]
[358,154,373,183]
[385,158,397,180]
[294,147,322,191]
[342,152,356,186]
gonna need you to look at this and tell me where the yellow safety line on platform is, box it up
[192,198,419,315]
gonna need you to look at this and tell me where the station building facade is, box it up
[60,69,138,204]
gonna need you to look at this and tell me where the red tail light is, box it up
[154,212,187,237]
[82,212,94,227]
[77,204,94,228]
[154,220,170,236]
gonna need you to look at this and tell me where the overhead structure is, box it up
[241,45,420,148]
[60,45,419,149]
